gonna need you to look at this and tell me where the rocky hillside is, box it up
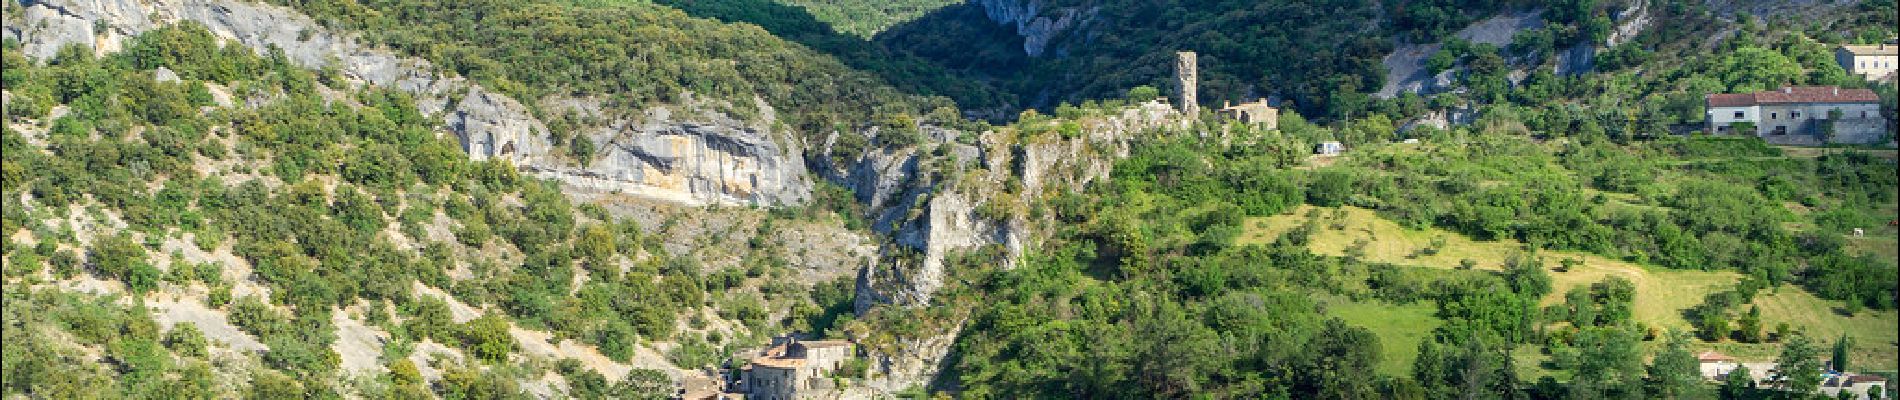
[0,0,934,397]
[1,0,1182,395]
[7,0,1896,398]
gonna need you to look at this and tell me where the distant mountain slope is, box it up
[872,0,1548,119]
[775,0,962,38]
[271,0,954,140]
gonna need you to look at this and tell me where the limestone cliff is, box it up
[850,100,1181,309]
[975,0,1096,57]
[844,101,1185,390]
[536,96,811,206]
[6,0,810,207]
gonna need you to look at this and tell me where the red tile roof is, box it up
[1707,93,1755,107]
[1706,86,1881,107]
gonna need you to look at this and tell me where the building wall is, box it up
[1755,102,1885,140]
[1713,102,1885,144]
[800,345,851,372]
[743,365,807,400]
[1831,117,1892,144]
[1701,361,1740,380]
[1245,107,1279,130]
[1707,105,1760,134]
[1838,49,1900,80]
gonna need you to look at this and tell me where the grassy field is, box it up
[1240,205,1900,371]
[1317,294,1444,375]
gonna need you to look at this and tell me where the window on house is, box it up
[1792,111,1802,119]
[1771,113,1778,120]
[1734,111,1745,118]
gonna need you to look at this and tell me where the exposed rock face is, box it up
[860,325,963,394]
[1556,1,1653,76]
[847,101,1184,391]
[977,0,1093,57]
[1400,108,1479,132]
[446,88,555,163]
[7,0,809,207]
[1606,0,1652,47]
[1377,9,1545,98]
[1554,43,1598,76]
[543,102,811,206]
[853,100,1180,310]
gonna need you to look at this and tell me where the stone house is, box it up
[1218,99,1279,130]
[1697,351,1740,381]
[1820,374,1890,400]
[1837,43,1899,82]
[1704,86,1887,145]
[737,338,854,400]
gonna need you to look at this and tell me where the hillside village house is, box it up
[1697,351,1740,380]
[1218,99,1279,130]
[1704,86,1888,145]
[1821,374,1891,400]
[1837,43,1899,82]
[736,338,854,400]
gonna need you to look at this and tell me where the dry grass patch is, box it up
[1240,205,1899,370]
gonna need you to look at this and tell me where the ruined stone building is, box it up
[1177,51,1198,115]
[1704,86,1889,145]
[736,338,854,400]
[1218,99,1279,130]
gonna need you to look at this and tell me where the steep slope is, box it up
[873,0,1465,118]
[7,0,830,207]
[776,0,962,38]
[0,14,878,397]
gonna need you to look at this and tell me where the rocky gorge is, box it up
[5,0,1195,395]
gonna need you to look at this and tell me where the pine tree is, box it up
[1832,334,1852,372]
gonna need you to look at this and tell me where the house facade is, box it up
[1837,43,1899,82]
[736,338,854,400]
[1704,86,1888,145]
[1697,351,1740,380]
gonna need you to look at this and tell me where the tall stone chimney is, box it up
[1176,51,1198,115]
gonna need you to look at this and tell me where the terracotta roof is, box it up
[1705,86,1880,107]
[1707,93,1755,107]
[1841,44,1898,56]
[1697,351,1736,362]
[749,356,805,369]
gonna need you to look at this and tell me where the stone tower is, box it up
[1176,51,1198,115]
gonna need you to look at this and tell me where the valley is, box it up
[4,0,1897,399]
